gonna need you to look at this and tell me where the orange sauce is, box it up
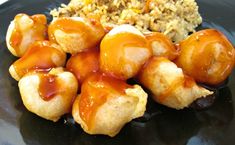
[9,14,23,55]
[13,41,65,78]
[145,32,178,60]
[157,77,184,102]
[157,75,195,102]
[174,43,181,52]
[103,26,113,34]
[100,32,150,80]
[38,74,59,101]
[144,0,152,13]
[79,73,131,130]
[66,50,100,84]
[9,14,47,56]
[183,75,195,88]
[30,14,47,41]
[31,14,47,25]
[48,17,102,43]
[178,29,235,84]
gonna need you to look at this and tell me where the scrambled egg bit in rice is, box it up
[50,0,202,42]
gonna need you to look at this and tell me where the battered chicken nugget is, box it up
[100,24,152,80]
[72,73,147,137]
[6,13,47,57]
[138,57,213,109]
[66,50,99,84]
[175,29,235,85]
[19,68,78,122]
[9,41,66,81]
[48,17,105,54]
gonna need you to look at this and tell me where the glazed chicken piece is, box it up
[145,32,178,60]
[175,29,235,85]
[66,50,99,84]
[100,24,152,80]
[9,41,66,81]
[138,57,213,109]
[48,17,105,54]
[72,73,147,137]
[19,67,78,122]
[6,13,47,57]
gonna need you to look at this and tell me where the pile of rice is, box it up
[50,0,202,42]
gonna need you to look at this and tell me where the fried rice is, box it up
[50,0,202,42]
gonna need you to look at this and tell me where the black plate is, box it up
[0,0,235,145]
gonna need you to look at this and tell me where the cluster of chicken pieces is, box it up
[6,13,235,137]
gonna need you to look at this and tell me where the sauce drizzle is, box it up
[79,73,132,130]
[13,41,65,79]
[9,14,47,56]
[66,50,99,84]
[38,74,59,101]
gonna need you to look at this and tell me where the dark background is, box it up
[0,0,235,145]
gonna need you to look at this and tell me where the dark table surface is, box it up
[0,0,235,145]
